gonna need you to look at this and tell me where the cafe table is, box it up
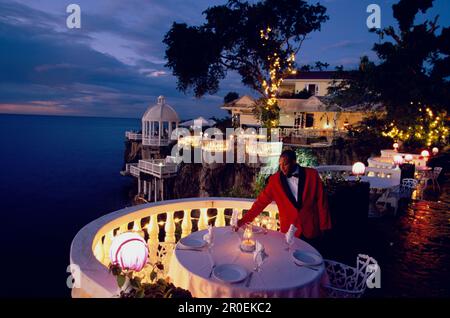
[167,226,327,298]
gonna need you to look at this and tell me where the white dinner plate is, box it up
[179,236,206,249]
[212,264,248,283]
[291,250,323,266]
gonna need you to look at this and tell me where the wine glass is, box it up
[285,235,294,252]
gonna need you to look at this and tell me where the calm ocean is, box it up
[0,114,139,297]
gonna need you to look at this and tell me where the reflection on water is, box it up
[366,179,450,297]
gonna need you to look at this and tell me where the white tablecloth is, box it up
[167,227,327,298]
[346,176,398,189]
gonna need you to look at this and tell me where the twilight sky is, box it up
[0,0,449,119]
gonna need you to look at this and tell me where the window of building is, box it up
[306,84,319,96]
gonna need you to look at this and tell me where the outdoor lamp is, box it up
[421,150,430,159]
[432,147,439,155]
[405,154,413,163]
[393,155,403,169]
[352,162,366,181]
[393,142,399,152]
[110,232,148,272]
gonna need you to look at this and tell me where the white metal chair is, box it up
[376,178,418,215]
[419,167,442,192]
[323,254,378,298]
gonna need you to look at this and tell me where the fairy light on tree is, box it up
[382,104,449,148]
[255,27,301,131]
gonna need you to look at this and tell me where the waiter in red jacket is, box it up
[237,150,331,242]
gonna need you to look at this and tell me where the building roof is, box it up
[179,116,216,128]
[221,95,256,110]
[221,94,376,113]
[142,96,180,122]
[284,71,343,80]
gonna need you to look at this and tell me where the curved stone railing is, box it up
[70,197,278,298]
[315,165,401,182]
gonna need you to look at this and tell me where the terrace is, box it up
[70,198,279,298]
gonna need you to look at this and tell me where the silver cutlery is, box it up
[245,271,254,287]
[208,264,216,278]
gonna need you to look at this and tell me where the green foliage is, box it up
[254,172,269,197]
[108,263,193,298]
[295,148,318,167]
[224,92,239,103]
[253,97,280,131]
[223,185,254,199]
[347,116,393,157]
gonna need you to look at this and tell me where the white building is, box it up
[221,72,372,141]
[142,96,180,146]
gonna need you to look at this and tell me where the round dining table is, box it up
[167,227,328,298]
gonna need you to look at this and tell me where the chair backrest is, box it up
[401,178,418,190]
[355,254,379,292]
[433,167,443,178]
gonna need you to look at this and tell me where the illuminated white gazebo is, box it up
[142,96,179,146]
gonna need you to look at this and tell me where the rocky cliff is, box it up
[123,139,377,201]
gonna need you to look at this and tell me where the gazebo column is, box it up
[168,121,172,140]
[138,177,141,195]
[159,120,162,146]
[154,178,157,202]
[148,178,153,201]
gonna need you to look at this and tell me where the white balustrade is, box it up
[70,198,279,298]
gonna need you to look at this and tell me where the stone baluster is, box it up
[119,223,128,234]
[93,240,104,265]
[164,211,176,243]
[198,208,209,231]
[214,208,225,227]
[147,214,159,243]
[181,210,192,238]
[132,219,142,232]
[102,230,114,265]
[147,214,159,264]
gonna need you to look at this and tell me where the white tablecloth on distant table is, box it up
[346,176,398,189]
[167,227,327,298]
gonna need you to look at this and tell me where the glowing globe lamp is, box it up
[110,232,148,272]
[352,162,366,181]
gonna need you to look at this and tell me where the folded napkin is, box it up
[286,224,298,244]
[230,209,239,227]
[253,240,266,270]
[203,225,214,246]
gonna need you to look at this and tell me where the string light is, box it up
[382,104,449,146]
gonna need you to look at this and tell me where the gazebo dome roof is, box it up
[142,96,180,122]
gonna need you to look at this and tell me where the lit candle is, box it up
[240,225,256,252]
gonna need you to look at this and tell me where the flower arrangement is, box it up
[109,262,193,298]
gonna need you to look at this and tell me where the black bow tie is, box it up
[287,173,299,178]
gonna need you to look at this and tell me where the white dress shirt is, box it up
[286,166,299,201]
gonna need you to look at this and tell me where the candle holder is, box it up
[240,224,256,253]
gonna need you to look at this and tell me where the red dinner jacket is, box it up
[238,167,331,239]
